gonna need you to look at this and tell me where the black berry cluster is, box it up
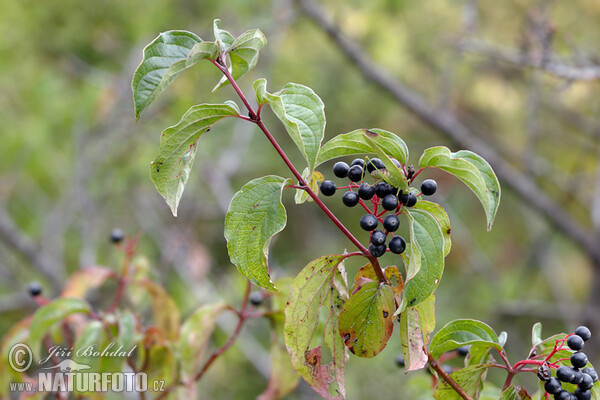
[541,326,597,400]
[320,158,438,258]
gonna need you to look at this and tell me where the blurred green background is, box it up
[1,0,600,398]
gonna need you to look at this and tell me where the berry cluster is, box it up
[320,158,437,258]
[541,326,597,400]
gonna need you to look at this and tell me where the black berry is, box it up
[249,291,263,306]
[320,180,337,196]
[421,179,437,196]
[395,354,405,367]
[441,365,453,375]
[574,389,591,400]
[333,161,350,178]
[366,158,385,173]
[374,182,393,198]
[575,326,591,342]
[579,373,594,391]
[391,158,402,168]
[358,183,375,200]
[401,192,418,207]
[383,214,400,232]
[557,366,576,383]
[555,390,571,400]
[456,345,470,356]
[110,228,124,243]
[368,243,386,258]
[572,369,584,385]
[582,367,598,382]
[370,230,386,246]
[350,158,365,168]
[28,282,42,297]
[342,191,360,207]
[389,236,406,254]
[571,352,588,369]
[544,377,562,395]
[567,335,585,351]
[360,214,378,231]
[381,194,399,211]
[348,165,364,182]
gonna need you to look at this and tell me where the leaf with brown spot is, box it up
[353,264,404,305]
[338,281,396,358]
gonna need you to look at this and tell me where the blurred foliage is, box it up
[1,0,600,398]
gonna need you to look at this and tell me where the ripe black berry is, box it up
[358,183,375,200]
[381,194,399,211]
[374,182,393,198]
[350,158,365,168]
[572,369,584,385]
[366,158,385,173]
[579,373,594,391]
[249,291,263,306]
[401,192,418,207]
[368,243,386,258]
[391,158,402,168]
[395,354,405,367]
[441,365,454,375]
[557,366,576,383]
[333,161,350,178]
[28,282,42,297]
[567,335,585,351]
[110,228,124,243]
[575,326,591,342]
[383,214,400,232]
[360,214,378,231]
[574,389,591,400]
[342,191,360,207]
[582,367,598,382]
[456,345,470,356]
[370,230,386,246]
[320,180,337,196]
[389,236,406,254]
[544,377,562,395]
[571,352,588,369]
[348,165,364,182]
[421,179,437,196]
[555,390,571,400]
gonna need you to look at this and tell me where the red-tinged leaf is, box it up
[61,266,116,298]
[284,255,348,400]
[352,264,404,305]
[137,280,180,341]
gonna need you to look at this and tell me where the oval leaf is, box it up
[284,255,347,400]
[338,281,395,358]
[61,266,116,298]
[132,30,214,120]
[213,19,235,54]
[151,103,239,216]
[531,322,542,347]
[419,146,501,230]
[316,128,409,168]
[30,298,91,358]
[429,319,502,359]
[401,208,445,309]
[254,79,325,173]
[138,281,181,341]
[224,176,291,291]
[214,29,267,91]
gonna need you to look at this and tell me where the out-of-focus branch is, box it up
[456,38,600,81]
[294,0,600,265]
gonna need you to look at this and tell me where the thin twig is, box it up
[425,347,474,400]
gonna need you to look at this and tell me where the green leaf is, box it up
[254,79,325,173]
[284,255,347,400]
[295,169,323,204]
[400,294,435,371]
[139,281,181,341]
[419,147,501,230]
[132,31,216,120]
[499,385,532,400]
[179,303,227,381]
[413,201,452,257]
[531,322,542,347]
[150,103,239,216]
[316,128,409,169]
[338,281,395,358]
[213,19,235,53]
[224,176,291,291]
[72,321,105,371]
[429,319,502,359]
[433,364,492,400]
[401,208,445,309]
[30,298,91,358]
[213,29,267,91]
